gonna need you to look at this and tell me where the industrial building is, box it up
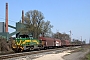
[0,22,5,32]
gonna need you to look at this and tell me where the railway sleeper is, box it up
[24,45,41,51]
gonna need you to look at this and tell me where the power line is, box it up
[8,20,16,23]
[0,18,16,23]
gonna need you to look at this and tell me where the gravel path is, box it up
[63,48,90,60]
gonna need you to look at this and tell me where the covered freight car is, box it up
[54,39,61,47]
[39,37,55,49]
[39,37,61,49]
[61,40,71,47]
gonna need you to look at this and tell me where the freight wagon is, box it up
[39,37,61,49]
[61,40,71,47]
[39,37,55,49]
[54,39,61,47]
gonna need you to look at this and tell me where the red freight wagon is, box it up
[39,37,54,47]
[55,39,61,47]
[65,40,71,46]
[61,40,70,46]
[61,40,65,46]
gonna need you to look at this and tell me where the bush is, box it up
[0,37,8,51]
[0,37,14,53]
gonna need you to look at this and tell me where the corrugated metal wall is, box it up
[0,22,5,32]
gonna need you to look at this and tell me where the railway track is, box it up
[0,46,81,60]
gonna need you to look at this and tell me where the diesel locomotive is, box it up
[12,34,42,52]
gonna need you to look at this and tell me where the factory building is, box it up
[0,22,5,32]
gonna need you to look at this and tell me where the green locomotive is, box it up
[12,34,42,52]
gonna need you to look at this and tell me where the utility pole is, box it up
[89,39,90,45]
[56,29,59,38]
[81,36,82,45]
[85,39,86,44]
[69,30,72,42]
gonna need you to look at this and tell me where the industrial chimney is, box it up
[22,10,24,23]
[5,3,8,32]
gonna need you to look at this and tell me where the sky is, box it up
[0,0,90,43]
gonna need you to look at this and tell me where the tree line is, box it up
[20,10,85,45]
[20,10,71,40]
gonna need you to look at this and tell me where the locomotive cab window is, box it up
[29,34,33,39]
[19,35,29,38]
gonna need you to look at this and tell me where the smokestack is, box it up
[5,3,8,32]
[22,10,24,23]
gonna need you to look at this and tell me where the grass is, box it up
[85,52,90,60]
[84,45,90,60]
[70,47,84,53]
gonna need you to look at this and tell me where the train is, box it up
[12,34,81,52]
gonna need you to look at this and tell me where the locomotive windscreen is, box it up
[19,35,29,38]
